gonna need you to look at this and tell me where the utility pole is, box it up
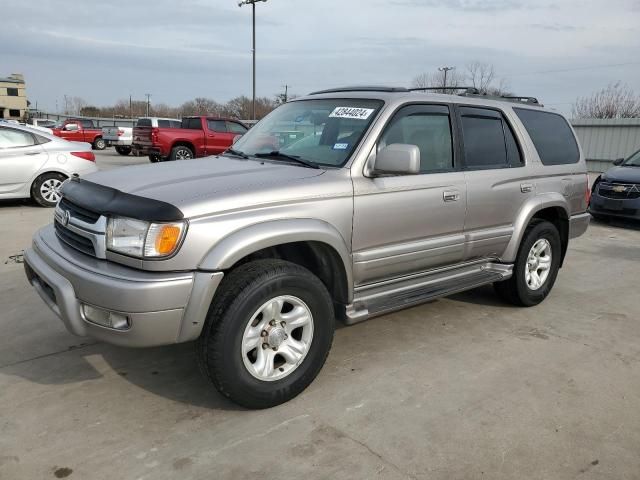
[145,93,151,117]
[238,0,268,120]
[129,95,133,119]
[438,66,455,93]
[282,84,289,103]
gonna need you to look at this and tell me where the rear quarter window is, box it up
[514,108,579,165]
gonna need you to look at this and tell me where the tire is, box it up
[93,137,106,150]
[31,172,67,207]
[170,145,194,161]
[148,154,162,163]
[494,219,562,307]
[196,259,335,409]
[115,146,132,156]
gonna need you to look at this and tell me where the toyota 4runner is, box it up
[24,87,590,408]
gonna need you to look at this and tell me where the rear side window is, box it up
[459,107,522,169]
[514,108,579,165]
[170,120,182,128]
[182,118,202,130]
[207,120,226,132]
[157,120,176,128]
[80,120,94,128]
[0,128,36,148]
[136,118,152,127]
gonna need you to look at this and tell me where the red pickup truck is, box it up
[52,119,106,150]
[133,116,248,162]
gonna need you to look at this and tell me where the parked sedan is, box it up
[589,149,640,221]
[0,124,98,207]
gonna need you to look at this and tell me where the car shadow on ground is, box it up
[590,214,640,231]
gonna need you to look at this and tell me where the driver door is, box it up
[352,104,467,285]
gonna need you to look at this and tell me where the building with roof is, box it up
[0,73,27,120]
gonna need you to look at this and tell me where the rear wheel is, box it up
[115,146,132,156]
[170,145,194,160]
[494,219,561,307]
[31,172,66,207]
[93,137,106,150]
[196,259,335,409]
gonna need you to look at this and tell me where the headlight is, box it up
[106,216,186,258]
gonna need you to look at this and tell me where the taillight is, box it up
[71,151,95,162]
[117,129,125,137]
[151,127,159,143]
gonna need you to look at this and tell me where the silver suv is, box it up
[24,87,590,408]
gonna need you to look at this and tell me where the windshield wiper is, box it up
[223,148,249,159]
[254,151,320,169]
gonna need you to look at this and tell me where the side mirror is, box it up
[373,144,420,175]
[612,158,625,166]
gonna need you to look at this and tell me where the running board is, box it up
[344,261,512,325]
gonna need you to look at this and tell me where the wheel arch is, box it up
[502,194,570,265]
[199,219,353,305]
[171,141,196,153]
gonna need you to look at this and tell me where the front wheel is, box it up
[494,219,562,307]
[31,172,67,207]
[115,146,132,156]
[93,137,106,150]
[170,145,194,160]
[196,259,335,409]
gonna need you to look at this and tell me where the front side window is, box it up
[182,118,202,130]
[226,121,247,134]
[514,108,579,165]
[232,99,384,167]
[80,120,94,128]
[0,128,36,148]
[379,105,453,173]
[207,120,226,132]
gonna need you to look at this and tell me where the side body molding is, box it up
[198,218,354,301]
[501,192,570,263]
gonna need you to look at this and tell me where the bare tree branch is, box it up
[572,82,640,119]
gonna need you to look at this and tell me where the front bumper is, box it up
[589,193,640,220]
[24,225,223,347]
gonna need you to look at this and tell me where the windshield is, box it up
[231,99,384,167]
[623,150,640,167]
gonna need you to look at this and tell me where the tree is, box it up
[411,69,464,93]
[572,82,640,119]
[411,61,511,96]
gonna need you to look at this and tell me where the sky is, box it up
[2,0,640,116]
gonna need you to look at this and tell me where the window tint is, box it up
[379,105,453,173]
[207,120,226,132]
[226,121,247,134]
[9,109,21,118]
[0,128,36,148]
[514,108,579,165]
[182,118,203,130]
[7,88,19,96]
[170,120,181,128]
[460,109,507,169]
[136,118,152,127]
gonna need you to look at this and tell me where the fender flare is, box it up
[502,193,570,263]
[199,218,354,301]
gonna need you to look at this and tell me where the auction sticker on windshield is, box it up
[329,107,375,120]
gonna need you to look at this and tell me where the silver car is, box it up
[0,123,98,207]
[24,87,590,408]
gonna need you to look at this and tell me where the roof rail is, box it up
[309,86,409,95]
[407,86,480,94]
[458,91,542,106]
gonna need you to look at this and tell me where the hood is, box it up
[83,156,328,217]
[602,166,640,184]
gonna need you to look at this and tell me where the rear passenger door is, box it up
[456,106,532,261]
[352,104,467,285]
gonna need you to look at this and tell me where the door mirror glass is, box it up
[373,144,420,175]
[613,158,625,166]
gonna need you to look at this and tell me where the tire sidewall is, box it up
[171,147,193,160]
[514,221,562,306]
[32,173,65,207]
[212,269,334,407]
[93,138,106,150]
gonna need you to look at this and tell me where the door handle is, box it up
[443,190,460,202]
[25,152,40,156]
[520,183,533,193]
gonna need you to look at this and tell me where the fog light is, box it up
[82,304,130,330]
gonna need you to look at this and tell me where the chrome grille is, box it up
[597,182,640,200]
[54,198,107,258]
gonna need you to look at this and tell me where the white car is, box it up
[0,123,98,207]
[102,126,133,155]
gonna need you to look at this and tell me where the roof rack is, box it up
[407,86,480,94]
[309,86,409,95]
[458,91,542,106]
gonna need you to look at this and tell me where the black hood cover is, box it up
[61,177,184,222]
[602,166,640,184]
